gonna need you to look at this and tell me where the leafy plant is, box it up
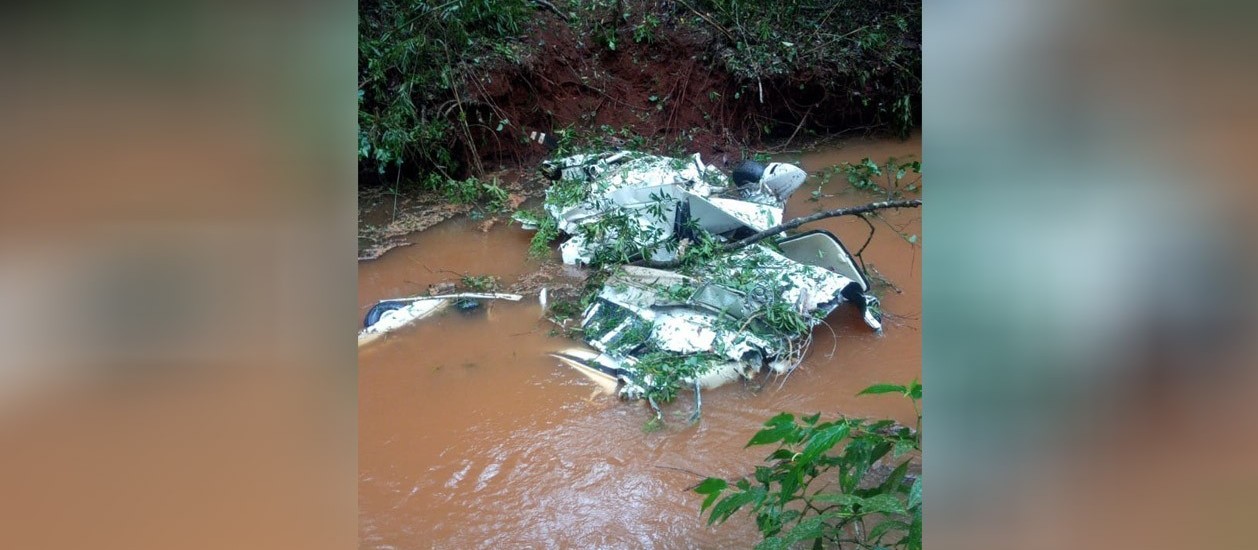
[527,214,561,258]
[459,274,499,292]
[696,380,922,550]
[694,0,921,137]
[547,297,583,321]
[632,352,723,403]
[841,157,921,199]
[359,0,531,180]
[759,300,811,336]
[633,13,661,44]
[443,176,510,211]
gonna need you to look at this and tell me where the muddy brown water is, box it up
[359,135,922,548]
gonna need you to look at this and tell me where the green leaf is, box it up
[857,383,906,396]
[748,414,796,447]
[755,536,789,550]
[747,425,794,447]
[778,509,802,525]
[860,494,907,515]
[867,419,895,431]
[780,515,828,544]
[880,460,911,494]
[779,468,803,503]
[893,438,917,458]
[907,507,923,550]
[764,412,795,427]
[708,487,759,525]
[907,380,922,400]
[768,449,795,462]
[907,477,922,509]
[799,423,850,464]
[868,519,911,542]
[694,478,728,512]
[802,412,821,425]
[813,492,863,507]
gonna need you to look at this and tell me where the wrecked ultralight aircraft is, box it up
[516,151,882,408]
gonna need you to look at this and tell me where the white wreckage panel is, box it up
[357,293,524,346]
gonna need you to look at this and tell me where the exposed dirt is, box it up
[358,0,909,259]
[463,9,742,169]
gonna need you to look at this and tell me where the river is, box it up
[358,134,922,548]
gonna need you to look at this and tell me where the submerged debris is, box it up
[358,292,523,346]
[518,151,883,409]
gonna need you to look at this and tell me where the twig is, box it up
[816,319,838,359]
[642,199,922,269]
[781,106,813,150]
[854,214,876,257]
[729,200,921,251]
[777,339,805,390]
[675,0,737,43]
[657,464,717,491]
[375,292,524,304]
[528,0,568,21]
[865,264,903,295]
[737,311,767,334]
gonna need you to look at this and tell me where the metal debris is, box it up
[520,151,882,406]
[358,292,524,346]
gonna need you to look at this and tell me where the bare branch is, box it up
[642,199,922,268]
[528,0,568,21]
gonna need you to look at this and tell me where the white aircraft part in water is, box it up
[358,293,523,347]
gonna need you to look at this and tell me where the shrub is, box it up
[358,0,531,178]
[697,381,922,549]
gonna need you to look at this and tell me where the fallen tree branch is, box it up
[676,0,738,43]
[641,199,922,268]
[723,199,921,250]
[529,0,568,21]
[375,292,524,304]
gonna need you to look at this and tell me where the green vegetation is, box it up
[840,157,922,198]
[549,124,654,158]
[696,0,922,137]
[359,1,921,194]
[530,215,562,258]
[810,157,922,204]
[546,297,584,321]
[697,381,922,550]
[443,176,510,209]
[358,0,531,176]
[543,177,594,210]
[632,352,724,403]
[459,274,499,292]
[760,300,811,336]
